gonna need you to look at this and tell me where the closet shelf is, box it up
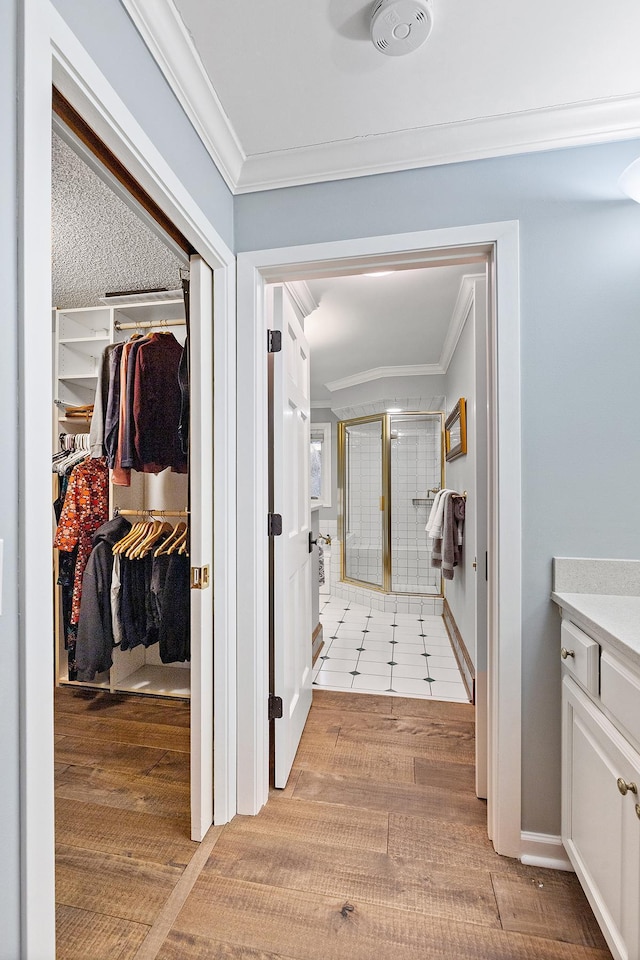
[113,665,190,699]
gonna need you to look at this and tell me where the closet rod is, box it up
[115,319,187,331]
[115,508,189,518]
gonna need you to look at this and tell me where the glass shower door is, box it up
[342,417,384,589]
[390,413,443,595]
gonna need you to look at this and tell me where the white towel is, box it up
[426,489,454,540]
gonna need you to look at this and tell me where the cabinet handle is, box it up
[561,647,575,660]
[617,778,638,796]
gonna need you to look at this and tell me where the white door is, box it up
[271,284,313,788]
[189,255,214,839]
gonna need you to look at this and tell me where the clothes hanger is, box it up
[113,520,147,555]
[154,521,186,557]
[168,522,189,556]
[134,521,173,559]
[124,520,155,559]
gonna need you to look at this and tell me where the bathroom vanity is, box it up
[552,558,640,960]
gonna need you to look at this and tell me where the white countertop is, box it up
[551,591,640,667]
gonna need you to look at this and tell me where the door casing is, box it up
[237,226,522,863]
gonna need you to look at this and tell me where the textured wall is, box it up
[52,132,184,307]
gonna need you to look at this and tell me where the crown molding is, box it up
[284,281,319,319]
[438,273,485,373]
[236,93,640,193]
[122,1,640,195]
[326,364,443,393]
[120,0,244,191]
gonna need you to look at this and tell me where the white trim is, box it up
[112,6,640,193]
[21,6,237,953]
[120,0,244,192]
[520,832,573,871]
[326,363,443,392]
[236,223,522,863]
[235,93,640,193]
[439,274,481,373]
[18,2,57,955]
[284,280,319,320]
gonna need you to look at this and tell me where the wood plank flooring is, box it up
[55,687,612,960]
[54,687,195,960]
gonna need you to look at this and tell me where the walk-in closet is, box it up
[51,101,214,960]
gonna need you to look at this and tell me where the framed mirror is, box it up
[445,398,467,461]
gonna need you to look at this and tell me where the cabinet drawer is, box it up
[561,620,599,695]
[601,651,640,749]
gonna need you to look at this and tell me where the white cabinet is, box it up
[561,625,640,960]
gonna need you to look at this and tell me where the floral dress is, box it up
[53,457,109,625]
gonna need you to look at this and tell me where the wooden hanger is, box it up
[113,520,146,555]
[168,522,189,556]
[134,521,173,559]
[154,521,186,557]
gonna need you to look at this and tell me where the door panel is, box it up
[342,417,384,589]
[189,255,214,840]
[272,285,312,789]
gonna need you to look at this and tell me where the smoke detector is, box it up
[371,0,433,56]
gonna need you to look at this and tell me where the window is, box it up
[310,422,332,508]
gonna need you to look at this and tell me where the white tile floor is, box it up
[314,595,470,702]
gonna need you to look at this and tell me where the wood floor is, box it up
[55,687,612,960]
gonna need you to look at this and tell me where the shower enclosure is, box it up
[338,412,444,595]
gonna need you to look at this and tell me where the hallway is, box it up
[151,691,608,959]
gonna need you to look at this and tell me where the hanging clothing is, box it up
[131,332,188,474]
[111,340,137,486]
[53,457,109,624]
[159,553,190,663]
[75,516,131,681]
[104,342,125,469]
[90,343,119,459]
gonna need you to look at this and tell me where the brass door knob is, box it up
[561,647,575,660]
[617,778,638,796]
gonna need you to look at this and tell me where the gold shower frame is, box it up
[337,411,445,597]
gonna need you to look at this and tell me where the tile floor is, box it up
[314,595,469,702]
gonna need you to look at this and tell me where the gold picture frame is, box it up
[445,398,467,461]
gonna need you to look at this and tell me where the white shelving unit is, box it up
[53,295,191,699]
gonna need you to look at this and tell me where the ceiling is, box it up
[122,0,640,192]
[52,128,185,308]
[303,263,478,403]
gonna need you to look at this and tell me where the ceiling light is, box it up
[619,157,640,202]
[364,271,394,277]
[387,407,403,413]
[370,0,434,57]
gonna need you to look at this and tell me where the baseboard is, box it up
[312,623,324,665]
[442,600,474,702]
[520,831,574,871]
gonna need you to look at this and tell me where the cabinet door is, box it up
[562,675,640,960]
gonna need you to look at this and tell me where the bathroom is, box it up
[303,262,487,704]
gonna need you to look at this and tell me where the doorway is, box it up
[237,226,522,862]
[19,22,236,954]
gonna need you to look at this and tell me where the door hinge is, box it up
[268,513,283,537]
[190,565,210,590]
[267,329,282,353]
[268,694,283,720]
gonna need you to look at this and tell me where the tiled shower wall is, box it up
[390,416,441,593]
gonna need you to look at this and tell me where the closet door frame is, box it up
[18,5,237,956]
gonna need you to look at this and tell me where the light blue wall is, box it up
[236,139,640,834]
[0,0,22,954]
[52,0,234,250]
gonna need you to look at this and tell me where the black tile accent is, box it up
[330,636,338,640]
[421,652,429,658]
[387,688,395,693]
[337,620,345,624]
[390,623,398,627]
[418,618,424,622]
[424,677,435,683]
[388,661,397,667]
[321,655,329,660]
[356,646,365,652]
[390,640,398,645]
[349,670,360,676]
[419,633,427,638]
[362,629,369,634]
